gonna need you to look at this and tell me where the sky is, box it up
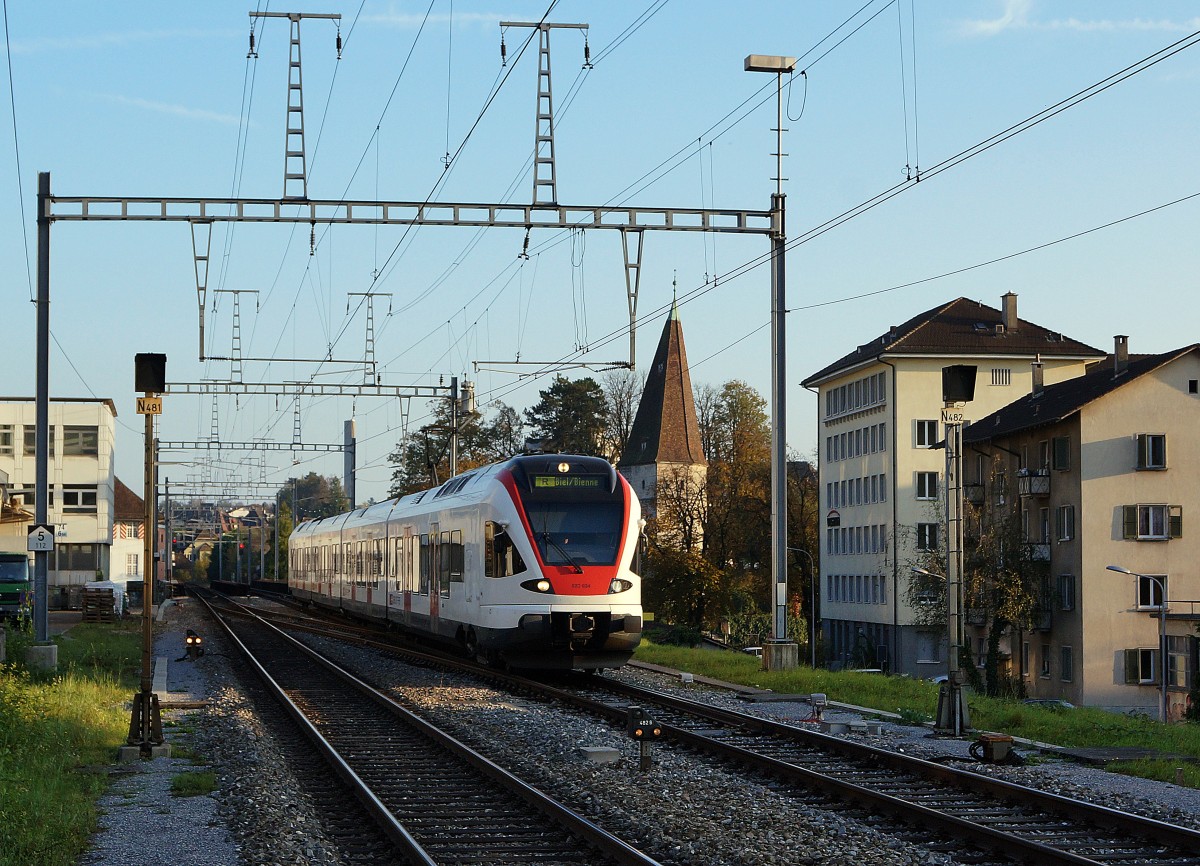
[2,0,1199,506]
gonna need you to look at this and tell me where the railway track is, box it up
[549,676,1200,866]
[203,596,662,866]
[204,595,1200,865]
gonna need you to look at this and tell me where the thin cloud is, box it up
[103,94,245,126]
[10,29,236,55]
[958,0,1200,37]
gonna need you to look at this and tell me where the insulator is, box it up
[336,30,343,59]
[583,40,592,69]
[500,37,507,66]
[247,30,257,59]
[309,222,316,255]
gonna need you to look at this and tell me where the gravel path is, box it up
[78,600,1200,865]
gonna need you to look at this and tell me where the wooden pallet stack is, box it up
[81,588,115,623]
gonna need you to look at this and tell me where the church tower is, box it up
[618,304,707,549]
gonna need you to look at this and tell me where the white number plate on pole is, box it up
[941,408,965,424]
[137,396,163,415]
[28,524,55,551]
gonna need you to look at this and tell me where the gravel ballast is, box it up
[80,600,1200,865]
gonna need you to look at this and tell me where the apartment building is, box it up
[0,398,118,606]
[963,341,1200,717]
[801,294,1105,674]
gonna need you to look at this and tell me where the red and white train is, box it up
[288,453,643,670]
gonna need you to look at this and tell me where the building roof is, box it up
[114,477,144,521]
[964,344,1200,443]
[0,396,118,416]
[801,296,1105,387]
[618,304,706,468]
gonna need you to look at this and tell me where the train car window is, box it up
[392,538,403,590]
[407,535,418,593]
[484,521,526,577]
[448,529,464,582]
[439,530,452,597]
[419,534,431,595]
[372,538,383,586]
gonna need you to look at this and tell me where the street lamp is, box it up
[913,565,970,736]
[1107,564,1168,722]
[745,53,796,670]
[789,546,818,668]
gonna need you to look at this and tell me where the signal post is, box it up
[124,353,169,760]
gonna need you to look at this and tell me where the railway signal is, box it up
[626,705,661,773]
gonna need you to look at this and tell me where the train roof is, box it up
[290,453,618,538]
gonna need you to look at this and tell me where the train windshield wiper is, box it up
[541,532,583,573]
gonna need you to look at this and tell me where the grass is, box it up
[0,620,144,866]
[633,638,1200,778]
[170,770,217,797]
[1108,759,1200,788]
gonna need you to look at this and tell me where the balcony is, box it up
[1017,469,1050,497]
[1027,542,1051,561]
[964,483,985,505]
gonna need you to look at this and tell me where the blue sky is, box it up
[2,1,1198,505]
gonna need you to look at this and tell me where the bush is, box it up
[650,624,703,647]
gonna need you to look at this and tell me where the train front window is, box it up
[523,501,622,567]
[485,522,526,577]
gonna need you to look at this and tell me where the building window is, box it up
[1122,504,1182,540]
[1167,636,1192,689]
[1136,574,1166,610]
[126,554,140,576]
[58,543,98,571]
[1040,644,1051,678]
[22,427,55,457]
[1058,574,1075,611]
[1136,433,1166,470]
[915,420,938,448]
[915,472,938,500]
[62,426,99,457]
[1124,647,1158,685]
[990,368,1011,386]
[1055,504,1075,541]
[61,486,98,514]
[916,523,939,551]
[1060,646,1074,682]
[1052,436,1070,471]
[0,424,12,456]
[1022,641,1030,678]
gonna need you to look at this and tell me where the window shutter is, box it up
[1052,436,1070,471]
[1122,505,1138,539]
[1124,648,1139,684]
[1169,505,1182,539]
[1136,434,1148,470]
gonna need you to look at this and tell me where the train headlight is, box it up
[608,578,633,594]
[520,578,553,593]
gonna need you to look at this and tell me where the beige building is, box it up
[801,294,1105,674]
[0,398,118,606]
[964,341,1200,717]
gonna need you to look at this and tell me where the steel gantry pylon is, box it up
[346,291,392,383]
[499,20,588,207]
[212,289,258,383]
[249,11,342,200]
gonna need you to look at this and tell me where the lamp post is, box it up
[1107,564,1168,722]
[789,546,818,668]
[745,53,797,670]
[913,565,970,735]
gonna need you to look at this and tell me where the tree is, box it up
[387,398,525,497]
[600,368,643,463]
[278,472,349,521]
[903,455,1044,696]
[524,375,607,455]
[264,499,294,583]
[642,543,722,629]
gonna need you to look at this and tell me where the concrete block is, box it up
[580,746,621,764]
[865,721,883,736]
[849,721,868,735]
[117,745,143,763]
[24,643,58,672]
[152,656,168,693]
[149,744,172,759]
[820,721,849,735]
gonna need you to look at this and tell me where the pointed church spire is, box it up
[618,304,705,468]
